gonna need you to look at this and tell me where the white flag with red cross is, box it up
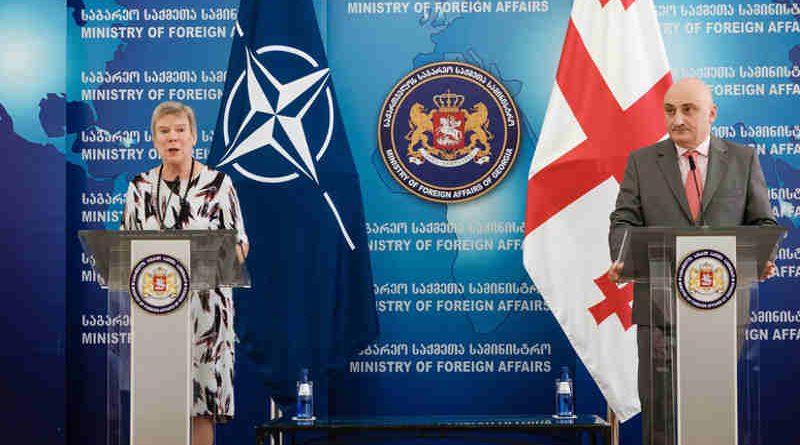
[523,0,672,422]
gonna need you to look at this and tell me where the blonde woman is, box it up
[121,101,249,445]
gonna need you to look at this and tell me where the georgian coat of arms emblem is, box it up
[676,249,737,310]
[406,91,493,166]
[687,261,727,294]
[142,266,178,299]
[378,61,520,203]
[129,254,190,314]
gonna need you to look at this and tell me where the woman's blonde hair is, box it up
[150,101,197,138]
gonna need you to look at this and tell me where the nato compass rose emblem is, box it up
[218,26,355,250]
[378,61,520,203]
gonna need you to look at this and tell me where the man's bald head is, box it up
[663,77,717,149]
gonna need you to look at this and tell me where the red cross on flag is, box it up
[523,0,672,422]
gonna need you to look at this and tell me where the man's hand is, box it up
[760,260,776,281]
[607,261,625,283]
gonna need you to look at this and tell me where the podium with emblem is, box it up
[78,229,249,445]
[616,225,785,445]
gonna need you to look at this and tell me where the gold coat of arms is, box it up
[405,91,493,166]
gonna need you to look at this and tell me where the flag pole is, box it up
[607,405,619,445]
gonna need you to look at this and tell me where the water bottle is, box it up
[294,368,314,421]
[555,366,575,418]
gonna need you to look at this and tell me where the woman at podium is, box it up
[121,101,249,445]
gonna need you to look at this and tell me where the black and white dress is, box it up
[121,164,248,422]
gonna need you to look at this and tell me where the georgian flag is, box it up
[523,0,672,421]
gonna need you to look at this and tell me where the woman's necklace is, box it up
[155,159,195,230]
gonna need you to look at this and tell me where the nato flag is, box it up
[209,0,379,415]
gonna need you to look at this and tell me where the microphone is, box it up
[687,154,705,226]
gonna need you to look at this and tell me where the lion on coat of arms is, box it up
[405,101,493,164]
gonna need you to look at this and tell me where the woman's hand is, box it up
[237,242,249,263]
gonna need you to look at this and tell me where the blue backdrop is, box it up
[2,1,799,444]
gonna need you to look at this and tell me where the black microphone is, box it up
[687,155,705,226]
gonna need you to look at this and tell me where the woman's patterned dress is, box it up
[121,164,248,422]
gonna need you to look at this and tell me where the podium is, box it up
[79,230,250,445]
[617,225,786,445]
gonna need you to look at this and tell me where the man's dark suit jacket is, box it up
[609,136,776,326]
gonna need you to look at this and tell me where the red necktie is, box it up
[683,151,702,221]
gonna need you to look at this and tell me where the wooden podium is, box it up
[79,230,250,445]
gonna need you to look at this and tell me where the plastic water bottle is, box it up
[555,366,575,418]
[294,368,314,421]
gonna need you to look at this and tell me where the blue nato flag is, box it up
[209,0,378,415]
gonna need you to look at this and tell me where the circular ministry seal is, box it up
[676,249,737,310]
[129,254,190,314]
[378,61,520,203]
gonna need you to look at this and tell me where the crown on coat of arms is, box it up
[433,90,465,111]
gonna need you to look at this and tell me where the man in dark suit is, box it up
[607,77,777,445]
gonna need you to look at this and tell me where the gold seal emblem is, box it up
[378,61,521,203]
[406,91,493,166]
[129,254,190,314]
[141,266,179,299]
[676,249,736,310]
[687,261,728,294]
